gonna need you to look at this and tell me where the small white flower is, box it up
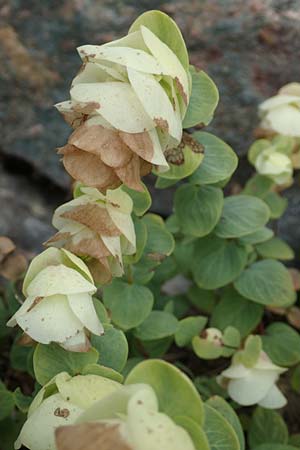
[46,186,136,284]
[255,147,293,185]
[55,384,196,450]
[15,372,121,450]
[7,247,103,351]
[218,351,287,409]
[259,82,300,137]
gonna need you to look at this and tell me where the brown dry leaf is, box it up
[0,253,28,281]
[0,236,15,263]
[119,130,154,164]
[266,305,286,316]
[60,145,121,189]
[44,232,71,246]
[116,154,144,191]
[17,333,36,347]
[288,268,300,291]
[87,258,112,285]
[56,422,132,450]
[69,124,132,168]
[65,236,111,259]
[62,204,121,237]
[287,307,300,330]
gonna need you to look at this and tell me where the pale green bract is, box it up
[259,83,300,137]
[14,372,121,450]
[254,147,293,185]
[6,248,103,352]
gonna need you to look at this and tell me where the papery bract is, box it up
[259,83,300,138]
[7,248,103,351]
[55,12,191,191]
[15,372,121,450]
[55,384,196,450]
[46,186,136,284]
[254,147,293,185]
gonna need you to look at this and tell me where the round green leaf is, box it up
[193,236,248,289]
[143,213,175,257]
[91,325,128,372]
[183,68,219,128]
[207,396,245,450]
[262,323,300,367]
[129,10,189,69]
[203,403,240,450]
[256,237,294,260]
[187,285,217,314]
[0,383,15,421]
[264,192,288,219]
[189,132,238,185]
[234,260,296,307]
[192,336,223,360]
[133,310,179,341]
[103,280,154,331]
[175,316,207,347]
[174,416,210,450]
[239,227,274,245]
[248,139,271,164]
[242,174,274,197]
[175,184,223,237]
[215,195,270,238]
[122,182,151,216]
[248,407,288,449]
[81,363,123,383]
[123,215,148,265]
[125,359,204,425]
[33,343,99,385]
[210,288,263,338]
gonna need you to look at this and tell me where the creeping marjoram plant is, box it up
[1,9,300,450]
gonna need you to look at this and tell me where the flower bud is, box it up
[55,384,196,450]
[203,327,223,346]
[46,186,136,284]
[218,351,287,408]
[55,13,191,191]
[7,247,103,351]
[254,147,293,185]
[15,372,121,450]
[259,82,300,138]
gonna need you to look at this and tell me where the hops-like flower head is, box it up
[56,11,191,191]
[15,372,121,450]
[255,147,293,185]
[55,384,196,450]
[7,248,103,351]
[46,186,136,284]
[259,82,300,137]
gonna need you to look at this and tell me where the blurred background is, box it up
[0,0,300,258]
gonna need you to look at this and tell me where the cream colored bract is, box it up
[46,186,136,284]
[55,384,196,450]
[218,351,287,409]
[255,147,293,185]
[55,19,191,191]
[15,372,121,450]
[259,82,300,137]
[7,248,103,351]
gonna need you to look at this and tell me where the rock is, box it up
[0,0,299,251]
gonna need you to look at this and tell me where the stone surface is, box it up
[0,0,300,253]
